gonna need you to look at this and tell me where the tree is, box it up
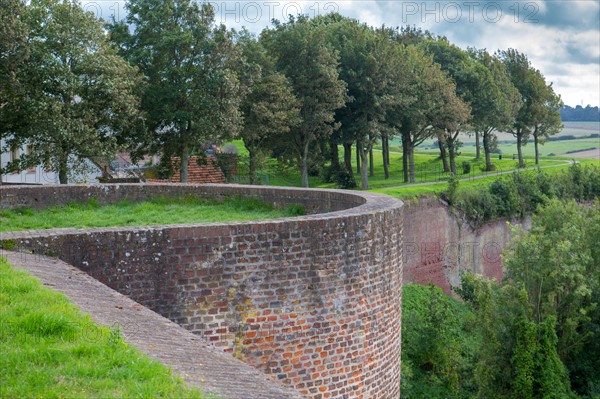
[458,272,574,399]
[421,38,474,175]
[236,31,300,185]
[468,49,521,171]
[499,49,560,168]
[456,199,600,397]
[504,199,600,394]
[108,0,242,182]
[261,16,346,187]
[325,21,402,190]
[0,0,29,182]
[560,105,600,122]
[4,0,144,184]
[0,0,28,118]
[529,77,563,165]
[387,44,468,183]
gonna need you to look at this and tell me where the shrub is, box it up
[456,188,498,225]
[215,153,238,180]
[440,175,460,205]
[320,165,336,183]
[511,171,548,215]
[334,169,357,189]
[480,163,497,172]
[489,178,521,218]
[462,161,471,175]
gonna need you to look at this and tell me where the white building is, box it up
[0,139,100,184]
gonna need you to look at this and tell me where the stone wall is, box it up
[0,184,403,399]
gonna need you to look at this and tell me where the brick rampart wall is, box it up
[0,184,403,399]
[403,197,529,294]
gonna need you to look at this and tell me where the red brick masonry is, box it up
[148,156,226,184]
[0,184,404,399]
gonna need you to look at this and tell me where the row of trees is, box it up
[1,0,563,187]
[560,105,600,122]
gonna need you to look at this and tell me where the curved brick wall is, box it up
[0,184,403,399]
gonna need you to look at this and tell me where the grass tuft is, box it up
[0,257,207,398]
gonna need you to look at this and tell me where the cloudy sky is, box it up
[89,0,600,107]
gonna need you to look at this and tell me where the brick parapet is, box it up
[0,183,403,399]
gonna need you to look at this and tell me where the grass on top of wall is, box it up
[0,196,305,232]
[0,257,208,398]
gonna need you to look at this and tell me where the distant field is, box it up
[414,121,599,157]
[496,139,599,158]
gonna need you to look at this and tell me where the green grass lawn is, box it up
[228,138,569,188]
[0,196,304,232]
[0,257,207,398]
[225,131,597,200]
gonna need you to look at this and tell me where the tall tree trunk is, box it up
[382,134,389,179]
[58,155,68,184]
[475,132,481,159]
[483,131,492,171]
[517,131,525,168]
[343,141,353,173]
[248,148,257,185]
[59,169,68,184]
[402,131,409,183]
[180,143,189,183]
[330,136,340,172]
[356,146,361,175]
[180,122,192,183]
[359,145,369,190]
[438,137,449,173]
[534,130,540,165]
[448,135,457,175]
[409,145,416,183]
[301,143,309,188]
[369,148,374,177]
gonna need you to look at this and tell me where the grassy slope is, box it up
[0,196,303,232]
[0,257,206,398]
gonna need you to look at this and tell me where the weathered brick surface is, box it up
[2,251,304,399]
[0,184,403,399]
[402,197,530,294]
[147,156,226,184]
